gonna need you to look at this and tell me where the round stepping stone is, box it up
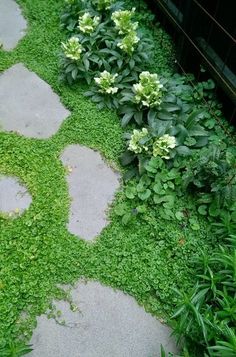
[0,0,27,51]
[0,64,70,138]
[0,175,32,216]
[61,145,120,241]
[29,281,178,357]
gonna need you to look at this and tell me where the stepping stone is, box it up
[0,175,32,216]
[0,0,27,51]
[0,64,70,138]
[29,281,178,357]
[61,145,120,241]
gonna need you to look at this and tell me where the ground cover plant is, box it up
[59,0,236,356]
[0,0,235,356]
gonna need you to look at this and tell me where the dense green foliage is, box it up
[59,1,236,356]
[0,0,206,350]
[0,0,235,356]
[0,340,32,357]
[172,235,236,356]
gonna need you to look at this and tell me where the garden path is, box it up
[0,1,177,356]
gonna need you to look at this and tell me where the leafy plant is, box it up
[84,67,138,109]
[61,0,95,33]
[171,235,236,356]
[212,212,236,239]
[60,20,116,84]
[182,145,236,218]
[60,0,123,33]
[60,1,154,86]
[0,341,33,357]
[111,8,137,34]
[121,156,183,220]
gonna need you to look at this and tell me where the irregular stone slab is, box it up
[61,145,120,241]
[0,0,27,50]
[29,281,178,357]
[0,175,32,215]
[0,64,70,138]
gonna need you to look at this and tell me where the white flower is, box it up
[117,31,140,55]
[78,13,100,34]
[94,77,101,85]
[105,87,118,94]
[62,37,83,61]
[133,71,164,107]
[128,128,149,154]
[153,134,176,159]
[94,71,119,95]
[111,8,138,35]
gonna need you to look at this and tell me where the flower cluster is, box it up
[111,8,139,55]
[153,134,176,159]
[133,71,164,108]
[93,0,114,11]
[117,31,140,55]
[128,130,176,159]
[62,37,83,61]
[111,8,138,35]
[128,128,149,154]
[78,13,100,34]
[94,71,118,94]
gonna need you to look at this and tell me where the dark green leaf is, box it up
[120,152,135,166]
[176,146,192,156]
[121,113,133,127]
[157,111,173,120]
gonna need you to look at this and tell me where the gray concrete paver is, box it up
[29,281,178,357]
[0,64,70,138]
[61,145,120,241]
[0,0,27,50]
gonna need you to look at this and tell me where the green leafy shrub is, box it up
[182,145,236,218]
[60,1,153,85]
[60,20,114,84]
[118,72,215,132]
[121,156,183,221]
[61,0,122,33]
[61,0,94,33]
[170,235,236,356]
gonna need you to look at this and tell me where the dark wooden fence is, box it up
[145,0,236,124]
